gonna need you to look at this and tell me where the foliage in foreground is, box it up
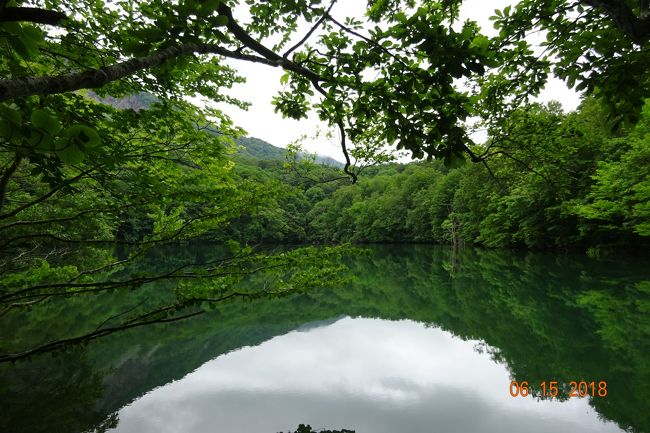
[0,93,349,362]
[1,0,650,173]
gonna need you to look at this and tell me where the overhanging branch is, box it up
[336,120,357,183]
[283,0,338,59]
[216,3,324,83]
[581,0,650,44]
[0,7,66,26]
[0,43,278,101]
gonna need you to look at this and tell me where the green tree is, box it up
[1,0,649,170]
[576,102,650,244]
[2,0,650,360]
[487,0,650,128]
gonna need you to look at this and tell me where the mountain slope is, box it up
[233,136,344,167]
[233,136,286,160]
[88,92,343,167]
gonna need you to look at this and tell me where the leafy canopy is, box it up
[1,0,649,172]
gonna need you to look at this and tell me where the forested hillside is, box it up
[234,136,286,160]
[88,92,648,254]
[233,136,343,167]
[221,99,649,254]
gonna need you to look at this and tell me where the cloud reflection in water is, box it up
[110,317,623,433]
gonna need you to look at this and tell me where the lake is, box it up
[1,245,649,433]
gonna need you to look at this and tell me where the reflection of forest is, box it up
[1,245,648,433]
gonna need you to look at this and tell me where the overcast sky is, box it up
[215,0,582,161]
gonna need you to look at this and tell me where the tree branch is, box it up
[4,263,286,303]
[217,3,324,84]
[320,9,409,69]
[0,286,293,363]
[0,7,66,26]
[0,42,288,101]
[581,0,650,44]
[0,154,20,215]
[0,250,260,302]
[0,203,141,231]
[283,1,337,59]
[336,120,357,183]
[0,167,94,219]
[0,307,205,363]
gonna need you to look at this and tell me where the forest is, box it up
[226,97,650,254]
[0,0,649,359]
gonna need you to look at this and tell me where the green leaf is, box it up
[0,22,22,36]
[31,109,62,134]
[202,0,221,13]
[55,141,85,164]
[471,35,490,51]
[21,25,43,45]
[444,151,466,168]
[64,124,101,148]
[0,119,12,138]
[8,24,42,59]
[30,131,54,151]
[0,104,21,125]
[213,15,228,27]
[54,125,101,163]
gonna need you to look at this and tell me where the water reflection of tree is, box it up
[350,246,649,433]
[0,351,117,433]
[1,245,648,433]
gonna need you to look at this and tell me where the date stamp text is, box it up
[509,380,608,398]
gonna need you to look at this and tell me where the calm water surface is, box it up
[1,245,649,433]
[111,318,622,433]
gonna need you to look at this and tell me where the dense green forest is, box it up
[223,98,650,254]
[1,0,650,361]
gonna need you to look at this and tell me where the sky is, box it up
[214,0,582,162]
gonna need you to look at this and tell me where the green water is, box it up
[1,245,649,433]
